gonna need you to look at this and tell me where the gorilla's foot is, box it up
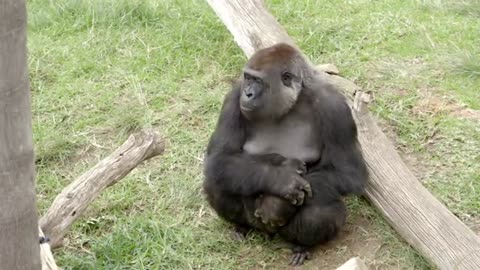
[289,246,311,266]
[231,225,250,241]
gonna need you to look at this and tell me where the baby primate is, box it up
[253,154,306,231]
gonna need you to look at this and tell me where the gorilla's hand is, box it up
[269,171,312,206]
[282,158,306,176]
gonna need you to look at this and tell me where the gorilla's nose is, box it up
[244,86,260,100]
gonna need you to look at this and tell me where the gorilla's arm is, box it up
[204,85,311,200]
[314,140,368,196]
[310,88,368,196]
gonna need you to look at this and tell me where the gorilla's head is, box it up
[239,43,308,120]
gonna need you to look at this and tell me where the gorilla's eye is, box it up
[244,72,262,84]
[281,72,293,86]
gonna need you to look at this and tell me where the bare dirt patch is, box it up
[267,215,389,270]
[307,216,385,269]
[412,92,480,122]
[367,57,480,123]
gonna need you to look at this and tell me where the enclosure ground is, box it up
[29,0,479,269]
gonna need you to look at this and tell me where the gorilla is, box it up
[252,153,306,231]
[203,43,368,266]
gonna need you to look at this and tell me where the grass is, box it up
[27,0,480,269]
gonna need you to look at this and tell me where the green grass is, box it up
[28,0,480,269]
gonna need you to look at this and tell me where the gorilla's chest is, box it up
[243,117,319,162]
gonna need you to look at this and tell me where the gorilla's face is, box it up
[239,66,302,120]
[239,68,268,113]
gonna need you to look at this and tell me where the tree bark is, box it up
[206,0,296,58]
[206,0,480,269]
[0,0,42,269]
[40,129,165,248]
[353,91,480,270]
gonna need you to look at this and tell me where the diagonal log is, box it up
[40,129,165,248]
[205,0,480,269]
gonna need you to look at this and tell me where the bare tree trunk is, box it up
[206,0,480,269]
[0,0,42,269]
[206,0,296,58]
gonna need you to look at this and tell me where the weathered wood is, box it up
[0,0,42,268]
[317,63,340,75]
[206,0,480,269]
[353,90,480,269]
[206,0,296,58]
[40,129,165,248]
[336,257,368,270]
[39,227,59,270]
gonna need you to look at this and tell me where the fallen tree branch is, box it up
[316,63,340,75]
[206,0,295,58]
[40,129,165,248]
[352,90,480,269]
[206,0,480,269]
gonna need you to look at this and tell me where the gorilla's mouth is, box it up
[240,104,254,112]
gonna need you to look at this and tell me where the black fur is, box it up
[203,46,368,266]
